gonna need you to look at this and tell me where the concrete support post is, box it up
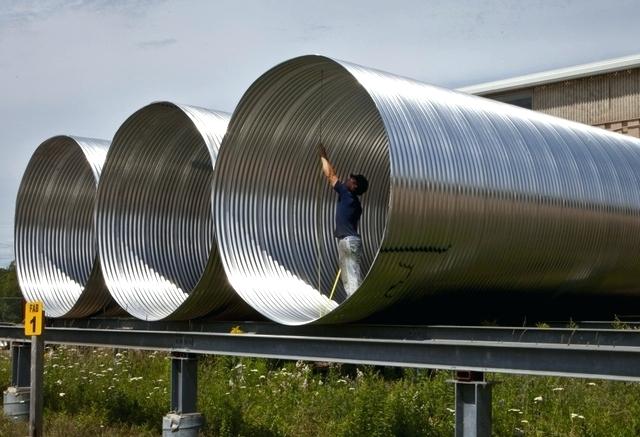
[3,341,32,421]
[163,352,203,436]
[452,371,493,437]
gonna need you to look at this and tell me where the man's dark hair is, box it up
[350,174,369,195]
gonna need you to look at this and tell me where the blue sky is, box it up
[1,0,640,266]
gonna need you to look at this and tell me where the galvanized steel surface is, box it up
[96,102,251,321]
[15,135,113,318]
[214,54,640,325]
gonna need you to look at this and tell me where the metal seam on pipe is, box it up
[213,54,640,326]
[96,101,254,321]
[15,135,114,318]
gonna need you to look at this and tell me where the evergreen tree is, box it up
[0,261,22,322]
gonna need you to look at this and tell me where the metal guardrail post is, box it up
[451,371,494,437]
[11,341,31,387]
[3,341,32,421]
[29,335,44,437]
[163,352,203,436]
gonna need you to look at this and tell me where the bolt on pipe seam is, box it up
[15,135,115,318]
[213,54,640,326]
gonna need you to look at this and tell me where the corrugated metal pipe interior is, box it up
[15,136,113,318]
[96,102,251,321]
[214,57,391,325]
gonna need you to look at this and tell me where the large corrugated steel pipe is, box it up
[214,54,640,325]
[96,102,253,321]
[15,136,113,318]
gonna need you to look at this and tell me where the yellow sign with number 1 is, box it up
[25,301,44,336]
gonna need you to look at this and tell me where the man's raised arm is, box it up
[318,143,339,187]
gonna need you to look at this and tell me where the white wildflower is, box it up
[59,392,66,397]
[534,396,543,402]
[552,387,564,392]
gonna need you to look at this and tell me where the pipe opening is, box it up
[97,102,240,321]
[215,57,390,325]
[15,136,107,317]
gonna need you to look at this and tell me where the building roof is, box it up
[458,53,640,96]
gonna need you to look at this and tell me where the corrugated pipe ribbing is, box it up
[96,102,255,321]
[15,135,114,318]
[213,55,640,325]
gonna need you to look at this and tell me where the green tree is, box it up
[0,261,23,322]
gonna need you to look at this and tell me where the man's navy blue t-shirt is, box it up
[333,181,362,238]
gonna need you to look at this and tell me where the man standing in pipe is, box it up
[318,144,369,298]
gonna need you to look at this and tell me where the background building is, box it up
[459,54,640,138]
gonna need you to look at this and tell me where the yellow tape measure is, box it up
[25,301,44,336]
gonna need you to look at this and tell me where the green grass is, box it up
[1,347,640,436]
[2,266,640,435]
